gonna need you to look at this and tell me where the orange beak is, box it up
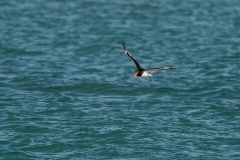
[134,71,139,77]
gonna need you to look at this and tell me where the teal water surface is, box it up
[1,0,240,159]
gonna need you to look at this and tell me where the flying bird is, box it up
[122,43,181,77]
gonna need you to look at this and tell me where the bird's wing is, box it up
[122,43,142,69]
[147,66,182,73]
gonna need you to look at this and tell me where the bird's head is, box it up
[134,70,139,77]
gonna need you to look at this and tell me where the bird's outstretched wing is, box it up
[122,43,142,69]
[147,66,182,73]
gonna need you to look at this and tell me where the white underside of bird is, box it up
[141,71,153,77]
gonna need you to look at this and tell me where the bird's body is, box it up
[122,43,181,77]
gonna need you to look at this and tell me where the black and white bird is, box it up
[122,43,181,77]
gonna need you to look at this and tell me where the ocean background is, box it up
[0,0,240,159]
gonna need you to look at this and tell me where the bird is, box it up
[122,43,182,77]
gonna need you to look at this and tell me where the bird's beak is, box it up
[134,71,138,77]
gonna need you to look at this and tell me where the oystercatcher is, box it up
[122,43,181,77]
